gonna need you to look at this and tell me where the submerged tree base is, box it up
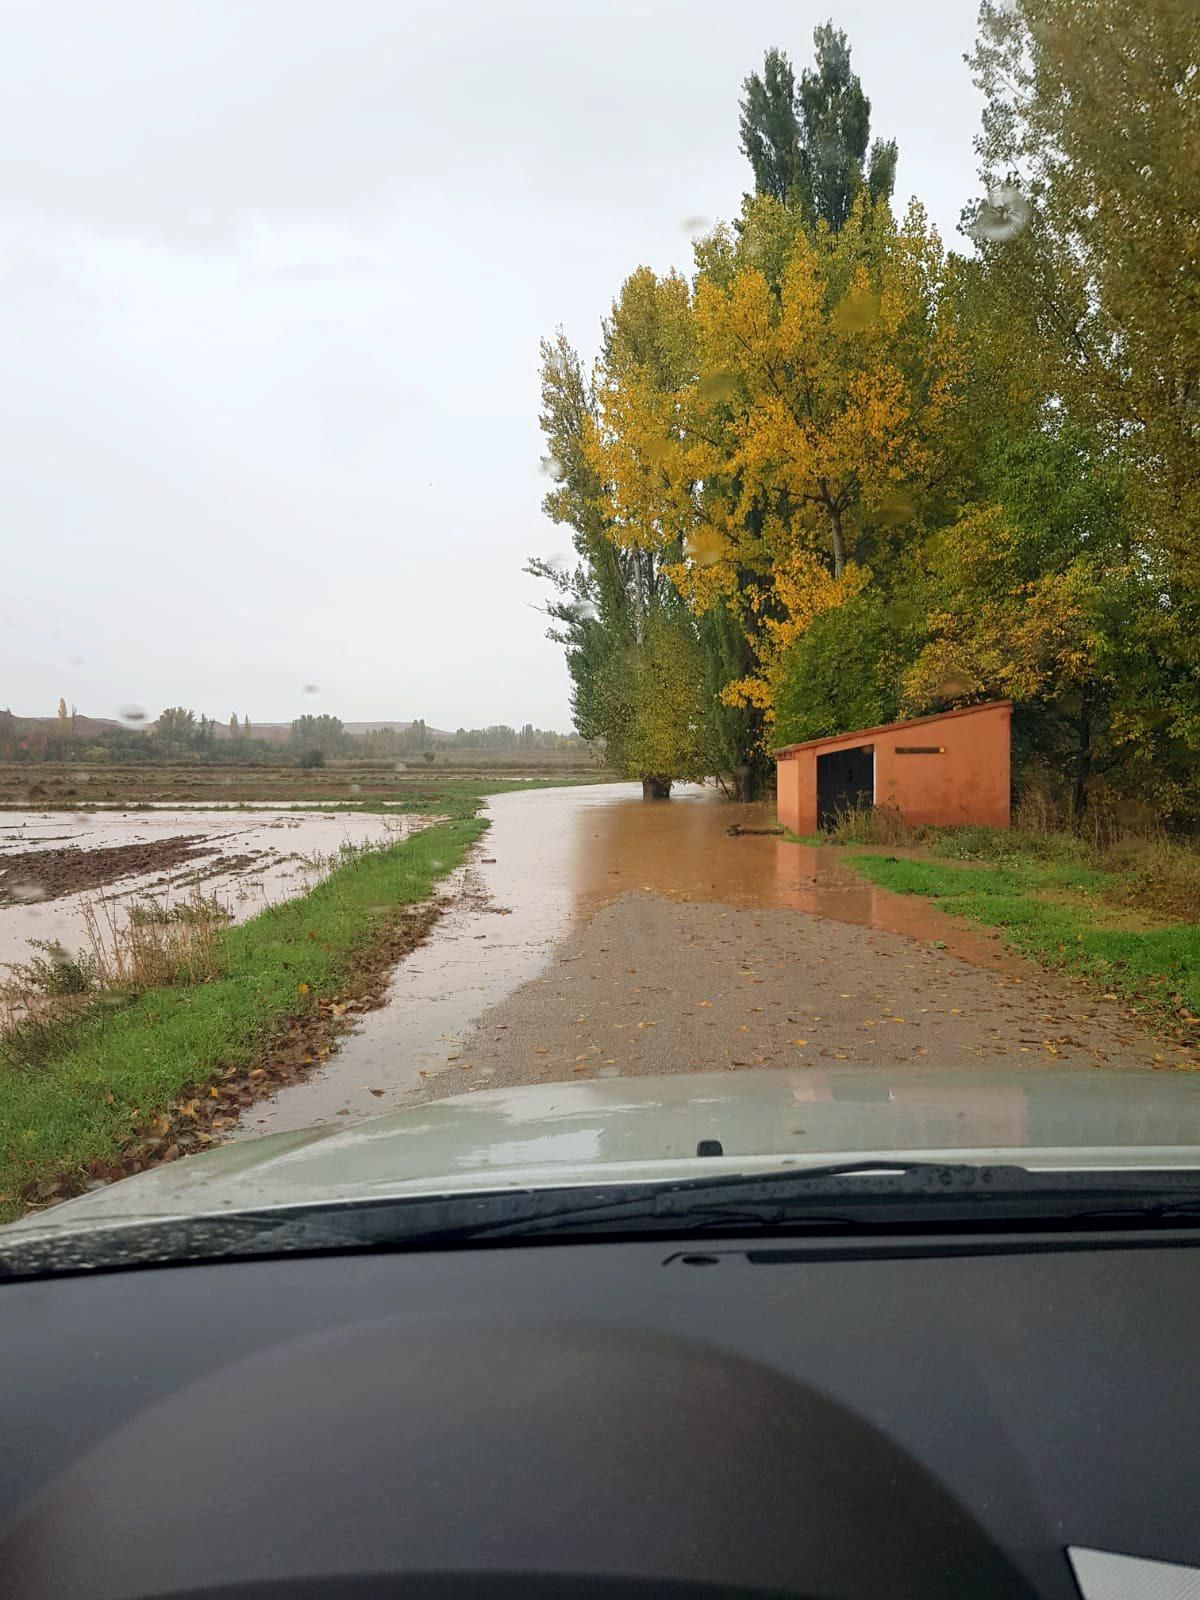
[642,777,673,800]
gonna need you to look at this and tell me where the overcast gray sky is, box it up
[1,0,985,731]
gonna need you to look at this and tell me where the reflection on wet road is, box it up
[237,783,1085,1137]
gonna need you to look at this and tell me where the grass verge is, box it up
[845,849,1200,1033]
[0,816,485,1220]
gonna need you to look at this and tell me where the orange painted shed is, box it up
[774,701,1012,835]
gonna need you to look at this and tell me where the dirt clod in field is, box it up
[0,836,215,904]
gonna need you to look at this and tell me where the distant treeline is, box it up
[0,706,582,765]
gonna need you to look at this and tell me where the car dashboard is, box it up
[3,1227,1200,1598]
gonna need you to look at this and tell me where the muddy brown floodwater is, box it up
[240,783,1167,1138]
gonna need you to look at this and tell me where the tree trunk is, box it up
[828,507,845,580]
[1071,703,1092,823]
[818,478,845,579]
[642,776,672,800]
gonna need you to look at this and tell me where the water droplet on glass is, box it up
[71,768,90,783]
[538,454,566,481]
[119,704,147,723]
[884,597,921,629]
[684,528,729,568]
[877,489,916,528]
[350,782,362,794]
[682,214,711,238]
[697,369,738,403]
[936,675,972,701]
[598,1064,621,1078]
[575,599,599,622]
[966,183,1031,244]
[833,284,881,334]
[10,879,48,903]
[302,683,320,695]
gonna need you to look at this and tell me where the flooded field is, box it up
[0,760,606,810]
[0,809,428,972]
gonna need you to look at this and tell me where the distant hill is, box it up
[5,711,130,737]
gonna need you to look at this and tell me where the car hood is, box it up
[8,1065,1200,1237]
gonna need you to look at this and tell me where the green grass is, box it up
[0,816,485,1218]
[357,774,608,819]
[846,850,1200,1019]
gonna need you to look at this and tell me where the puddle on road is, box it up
[241,783,1018,1136]
[569,788,1016,973]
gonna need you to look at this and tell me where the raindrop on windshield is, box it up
[936,676,972,701]
[833,284,881,334]
[538,454,566,482]
[118,704,147,723]
[877,489,916,528]
[697,369,738,403]
[681,214,711,237]
[684,528,729,568]
[966,184,1031,244]
[10,879,48,903]
[302,683,320,695]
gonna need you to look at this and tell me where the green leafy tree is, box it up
[773,591,906,747]
[156,706,196,755]
[527,332,640,770]
[739,26,897,228]
[738,48,803,206]
[290,714,345,758]
[967,0,1200,598]
[605,608,719,798]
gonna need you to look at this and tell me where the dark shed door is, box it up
[816,745,874,830]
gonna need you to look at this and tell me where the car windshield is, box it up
[3,0,1200,1251]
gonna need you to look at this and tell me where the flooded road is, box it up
[241,783,1161,1137]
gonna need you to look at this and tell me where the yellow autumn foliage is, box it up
[586,197,965,721]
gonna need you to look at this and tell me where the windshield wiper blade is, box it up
[7,1162,1200,1276]
[371,1162,1200,1243]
